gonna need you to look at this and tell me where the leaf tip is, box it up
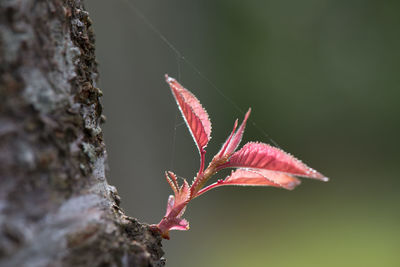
[306,168,329,182]
[165,73,172,82]
[321,176,329,182]
[246,107,252,117]
[286,179,302,190]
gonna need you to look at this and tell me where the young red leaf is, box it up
[174,178,190,210]
[164,172,190,216]
[223,169,301,189]
[167,218,189,231]
[217,119,238,158]
[165,171,178,195]
[156,171,191,239]
[165,195,175,215]
[165,75,211,153]
[217,108,251,158]
[219,142,329,181]
[195,168,300,197]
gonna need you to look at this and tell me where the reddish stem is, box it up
[198,148,206,175]
[193,180,224,198]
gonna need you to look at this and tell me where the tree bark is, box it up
[0,0,164,266]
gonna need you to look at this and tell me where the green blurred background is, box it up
[87,0,400,266]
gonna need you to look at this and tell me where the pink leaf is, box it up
[165,171,178,195]
[168,218,190,231]
[194,168,300,197]
[218,108,251,158]
[217,119,238,158]
[165,75,211,153]
[158,217,189,239]
[220,142,328,181]
[165,195,175,215]
[174,178,190,211]
[163,172,190,218]
[223,169,301,190]
[158,173,191,239]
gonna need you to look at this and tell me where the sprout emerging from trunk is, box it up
[150,75,328,239]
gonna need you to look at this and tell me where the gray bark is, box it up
[0,0,164,266]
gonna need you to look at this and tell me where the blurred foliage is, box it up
[87,0,399,266]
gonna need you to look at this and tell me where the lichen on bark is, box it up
[0,1,164,266]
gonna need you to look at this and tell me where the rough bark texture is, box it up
[0,0,165,266]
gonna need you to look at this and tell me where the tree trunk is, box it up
[0,0,164,266]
